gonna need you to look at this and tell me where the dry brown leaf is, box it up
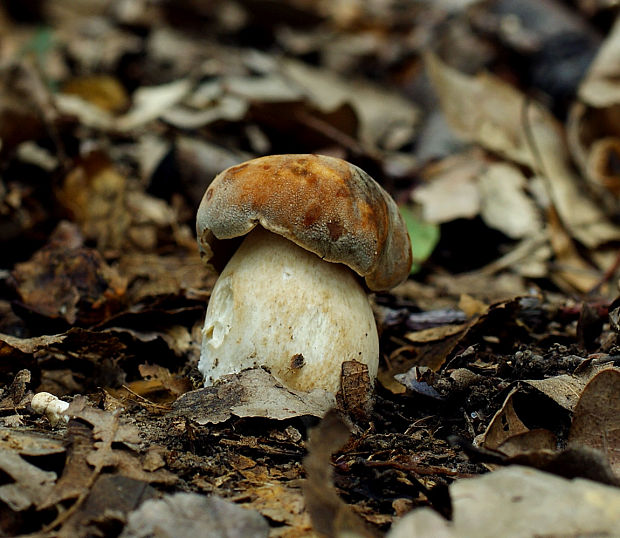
[61,75,129,113]
[169,368,335,424]
[497,429,557,458]
[388,466,620,538]
[133,363,193,401]
[578,16,620,108]
[426,51,620,249]
[238,484,311,533]
[120,492,269,538]
[523,365,618,413]
[413,151,484,223]
[0,369,31,409]
[40,420,95,509]
[303,411,379,538]
[569,368,620,477]
[0,429,64,514]
[0,450,57,511]
[336,360,373,422]
[547,206,600,293]
[393,366,443,400]
[458,294,488,317]
[57,153,131,251]
[58,475,158,538]
[478,163,541,239]
[10,222,127,325]
[479,387,529,451]
[118,252,215,303]
[0,332,66,362]
[60,397,176,486]
[281,58,420,152]
[405,323,468,344]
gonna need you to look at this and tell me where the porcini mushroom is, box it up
[196,154,412,393]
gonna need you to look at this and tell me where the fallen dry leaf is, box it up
[426,51,620,251]
[58,475,158,538]
[478,163,541,239]
[237,483,312,536]
[336,360,374,423]
[56,153,131,251]
[569,368,620,478]
[61,74,129,113]
[303,410,379,538]
[413,151,483,224]
[388,466,620,538]
[578,16,620,108]
[120,492,269,538]
[0,450,57,512]
[478,387,530,451]
[170,368,335,424]
[523,364,618,412]
[10,221,126,325]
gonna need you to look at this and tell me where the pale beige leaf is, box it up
[426,51,620,248]
[579,16,620,107]
[478,163,541,239]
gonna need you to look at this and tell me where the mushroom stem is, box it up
[199,227,379,393]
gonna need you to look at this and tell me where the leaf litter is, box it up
[1,1,620,536]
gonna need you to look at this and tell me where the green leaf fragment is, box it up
[399,205,440,274]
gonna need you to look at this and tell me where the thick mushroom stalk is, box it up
[199,227,379,393]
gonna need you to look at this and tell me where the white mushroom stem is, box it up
[31,392,70,426]
[199,227,379,393]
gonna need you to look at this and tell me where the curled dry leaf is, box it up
[0,369,31,409]
[578,16,620,108]
[568,17,620,201]
[523,364,618,412]
[478,387,529,451]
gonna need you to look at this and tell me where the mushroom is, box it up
[31,392,70,426]
[196,154,412,393]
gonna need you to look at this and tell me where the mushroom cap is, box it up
[196,154,412,290]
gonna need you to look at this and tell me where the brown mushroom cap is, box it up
[196,154,412,291]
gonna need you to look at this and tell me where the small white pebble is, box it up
[31,392,70,426]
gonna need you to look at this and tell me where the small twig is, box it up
[295,109,375,158]
[119,385,172,411]
[362,459,477,478]
[589,248,620,295]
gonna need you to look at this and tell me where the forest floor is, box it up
[0,1,619,536]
